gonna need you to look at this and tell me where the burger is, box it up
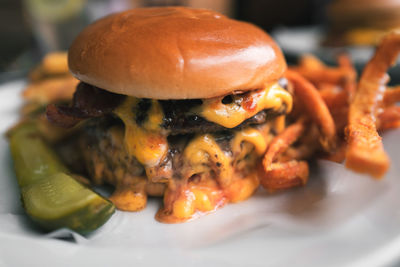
[46,7,292,223]
[325,0,400,46]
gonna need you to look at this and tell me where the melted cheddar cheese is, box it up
[183,134,232,188]
[274,115,286,134]
[111,82,293,222]
[198,82,292,128]
[157,178,225,222]
[182,127,270,191]
[153,126,272,222]
[114,98,167,167]
[113,82,291,169]
[231,127,268,155]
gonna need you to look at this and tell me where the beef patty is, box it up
[48,81,287,134]
[132,98,285,135]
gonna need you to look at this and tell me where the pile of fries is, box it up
[259,32,400,191]
[21,52,79,142]
[22,52,78,111]
[23,32,400,194]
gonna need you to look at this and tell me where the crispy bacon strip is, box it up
[345,32,400,178]
[46,104,83,128]
[46,82,125,128]
[286,70,337,151]
[259,119,309,191]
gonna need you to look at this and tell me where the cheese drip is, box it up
[182,127,269,188]
[113,83,289,168]
[114,97,167,167]
[199,82,292,128]
[183,134,232,188]
[231,128,268,155]
[161,126,269,222]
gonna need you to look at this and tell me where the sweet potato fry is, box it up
[286,70,337,151]
[262,118,306,166]
[259,161,309,191]
[23,76,78,104]
[322,141,347,163]
[337,54,357,98]
[345,32,400,178]
[41,52,69,74]
[383,86,400,106]
[260,118,309,191]
[29,52,70,82]
[318,87,349,134]
[379,120,400,131]
[319,86,348,108]
[291,54,357,102]
[292,55,346,85]
[282,124,320,161]
[378,106,400,130]
[331,107,349,135]
[283,144,316,161]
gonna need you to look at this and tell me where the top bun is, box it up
[68,7,286,99]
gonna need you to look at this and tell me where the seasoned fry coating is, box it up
[259,161,308,191]
[260,119,308,191]
[384,86,400,106]
[291,54,354,87]
[286,70,337,151]
[337,54,357,98]
[378,106,400,130]
[345,33,400,178]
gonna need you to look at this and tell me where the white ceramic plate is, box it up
[1,80,400,267]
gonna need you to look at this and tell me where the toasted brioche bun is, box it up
[68,7,286,99]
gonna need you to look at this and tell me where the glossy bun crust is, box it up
[68,7,286,99]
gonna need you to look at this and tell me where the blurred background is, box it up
[0,0,332,82]
[2,0,400,82]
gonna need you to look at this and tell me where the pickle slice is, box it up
[8,123,115,234]
[9,124,67,187]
